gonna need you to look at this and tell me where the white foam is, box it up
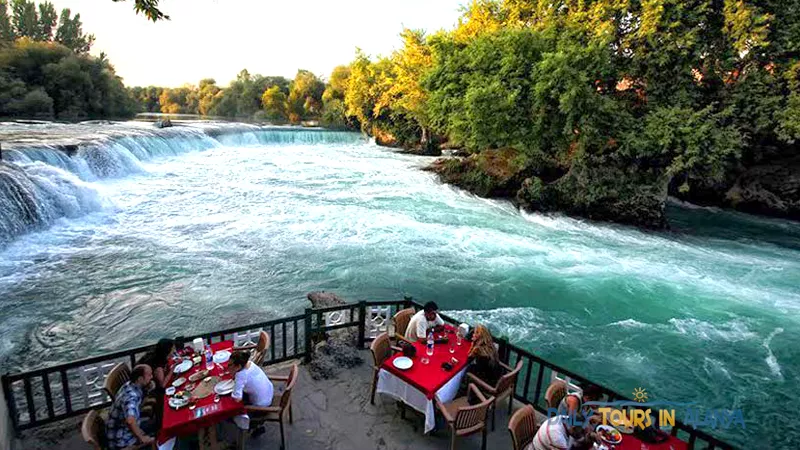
[763,328,784,380]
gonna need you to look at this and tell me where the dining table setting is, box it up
[157,340,245,450]
[376,324,473,434]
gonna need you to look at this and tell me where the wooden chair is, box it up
[467,359,523,430]
[103,362,131,399]
[435,383,495,450]
[82,409,156,450]
[391,307,415,344]
[508,404,538,450]
[369,332,400,405]
[544,380,568,409]
[235,330,271,366]
[239,363,299,450]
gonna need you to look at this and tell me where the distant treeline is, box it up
[129,67,355,129]
[0,0,136,119]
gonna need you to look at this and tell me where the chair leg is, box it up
[482,426,488,450]
[508,388,515,415]
[400,402,406,419]
[370,373,377,405]
[492,403,496,431]
[279,419,286,450]
[450,430,456,450]
[289,404,294,424]
[237,428,247,450]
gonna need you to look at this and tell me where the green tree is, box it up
[36,0,55,40]
[287,69,324,122]
[112,0,168,21]
[11,0,38,39]
[0,0,15,43]
[54,8,94,53]
[261,85,287,121]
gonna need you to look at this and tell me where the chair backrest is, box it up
[251,330,271,365]
[545,381,568,409]
[392,308,415,337]
[103,362,130,399]
[508,404,538,450]
[81,409,106,450]
[495,360,523,393]
[453,384,494,434]
[279,364,299,411]
[370,332,392,368]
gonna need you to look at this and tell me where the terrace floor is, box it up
[18,351,539,450]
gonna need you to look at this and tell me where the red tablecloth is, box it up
[157,341,246,444]
[617,433,689,450]
[381,327,472,399]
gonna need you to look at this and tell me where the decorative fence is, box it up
[2,299,734,449]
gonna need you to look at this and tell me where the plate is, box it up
[189,370,209,382]
[168,396,189,409]
[214,379,235,395]
[213,350,231,364]
[165,386,176,396]
[393,356,413,370]
[173,359,193,374]
[172,377,186,387]
[596,425,623,445]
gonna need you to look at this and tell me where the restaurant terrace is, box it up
[1,299,735,450]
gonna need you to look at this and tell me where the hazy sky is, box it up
[44,0,466,87]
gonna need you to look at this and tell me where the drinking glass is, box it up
[449,340,455,354]
[426,345,434,357]
[456,333,463,346]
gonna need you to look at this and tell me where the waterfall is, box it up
[0,123,365,246]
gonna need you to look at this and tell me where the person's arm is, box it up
[123,396,153,444]
[154,367,167,389]
[435,314,445,327]
[566,396,579,415]
[231,370,246,403]
[416,318,427,340]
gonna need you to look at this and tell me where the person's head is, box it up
[227,350,250,376]
[423,301,439,321]
[131,364,153,387]
[582,384,603,403]
[469,324,497,360]
[153,338,175,364]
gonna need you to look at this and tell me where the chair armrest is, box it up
[467,373,498,395]
[394,335,414,346]
[270,375,290,382]
[234,344,257,351]
[435,396,454,423]
[390,345,402,353]
[498,361,513,372]
[468,383,488,403]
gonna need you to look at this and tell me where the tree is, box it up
[0,0,14,43]
[287,70,324,122]
[11,0,38,39]
[36,0,55,40]
[112,0,168,21]
[261,85,287,121]
[197,78,220,116]
[54,8,94,53]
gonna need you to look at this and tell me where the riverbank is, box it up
[422,147,799,229]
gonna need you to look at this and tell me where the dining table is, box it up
[157,340,245,450]
[616,432,689,450]
[376,325,472,434]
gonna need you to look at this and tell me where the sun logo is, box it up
[633,387,649,403]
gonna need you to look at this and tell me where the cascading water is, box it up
[0,121,797,448]
[0,123,365,244]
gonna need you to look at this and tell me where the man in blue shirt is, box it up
[106,364,155,449]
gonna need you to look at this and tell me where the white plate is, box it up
[165,386,176,396]
[213,350,231,364]
[172,377,186,387]
[173,359,193,374]
[393,356,413,370]
[596,425,623,445]
[214,379,235,395]
[168,396,189,409]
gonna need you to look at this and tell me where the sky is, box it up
[46,0,467,87]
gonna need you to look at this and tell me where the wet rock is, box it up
[425,148,532,198]
[154,119,172,128]
[306,291,364,380]
[724,156,800,220]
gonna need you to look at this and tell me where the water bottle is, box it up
[426,330,434,357]
[205,345,213,370]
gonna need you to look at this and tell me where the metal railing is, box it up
[2,298,735,449]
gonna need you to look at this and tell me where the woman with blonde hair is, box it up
[467,324,503,386]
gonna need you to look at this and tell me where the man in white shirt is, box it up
[530,415,591,450]
[227,350,274,432]
[404,301,445,342]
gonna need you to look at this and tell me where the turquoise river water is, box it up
[0,123,797,448]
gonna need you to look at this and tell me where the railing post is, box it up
[357,301,367,349]
[2,373,19,436]
[303,308,313,362]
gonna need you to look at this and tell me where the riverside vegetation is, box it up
[3,0,799,227]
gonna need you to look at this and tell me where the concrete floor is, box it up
[17,352,528,450]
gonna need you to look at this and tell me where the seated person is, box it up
[227,350,275,433]
[105,365,155,450]
[404,301,445,342]
[530,415,592,450]
[559,384,603,416]
[136,338,175,389]
[466,324,504,386]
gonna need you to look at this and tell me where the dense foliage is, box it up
[0,1,135,119]
[334,0,800,224]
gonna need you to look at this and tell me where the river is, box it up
[0,122,797,447]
